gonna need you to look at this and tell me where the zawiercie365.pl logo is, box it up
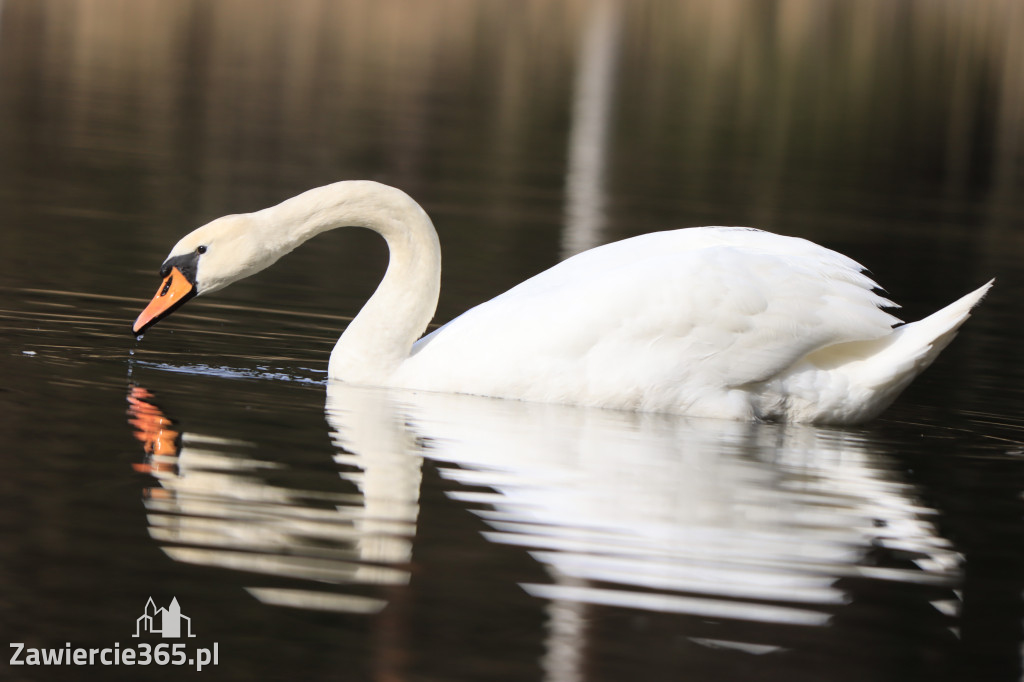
[10,597,219,671]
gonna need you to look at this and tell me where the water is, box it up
[2,1,1024,680]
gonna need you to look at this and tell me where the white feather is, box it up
[145,181,991,424]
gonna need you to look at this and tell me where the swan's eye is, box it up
[196,245,208,254]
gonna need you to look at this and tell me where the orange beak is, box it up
[133,266,196,334]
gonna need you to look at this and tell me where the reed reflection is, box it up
[561,0,622,259]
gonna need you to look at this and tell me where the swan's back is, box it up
[396,227,932,422]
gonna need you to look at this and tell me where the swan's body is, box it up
[134,180,991,424]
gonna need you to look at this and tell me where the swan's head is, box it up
[133,213,279,334]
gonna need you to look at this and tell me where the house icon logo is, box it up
[133,597,196,638]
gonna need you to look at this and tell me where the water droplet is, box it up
[22,350,36,356]
[136,334,145,342]
[129,348,135,357]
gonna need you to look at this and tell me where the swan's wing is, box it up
[401,228,900,405]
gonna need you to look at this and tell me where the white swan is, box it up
[133,180,991,424]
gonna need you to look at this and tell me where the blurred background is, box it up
[1,1,1023,681]
[1,0,1021,313]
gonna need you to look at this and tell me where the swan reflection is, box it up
[127,384,414,614]
[127,380,961,656]
[371,388,961,630]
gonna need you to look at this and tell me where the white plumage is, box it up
[135,181,991,424]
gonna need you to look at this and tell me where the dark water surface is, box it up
[2,1,1024,680]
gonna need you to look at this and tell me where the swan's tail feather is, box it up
[868,278,993,388]
[827,279,994,422]
[785,279,992,424]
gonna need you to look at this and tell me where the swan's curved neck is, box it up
[258,181,441,383]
